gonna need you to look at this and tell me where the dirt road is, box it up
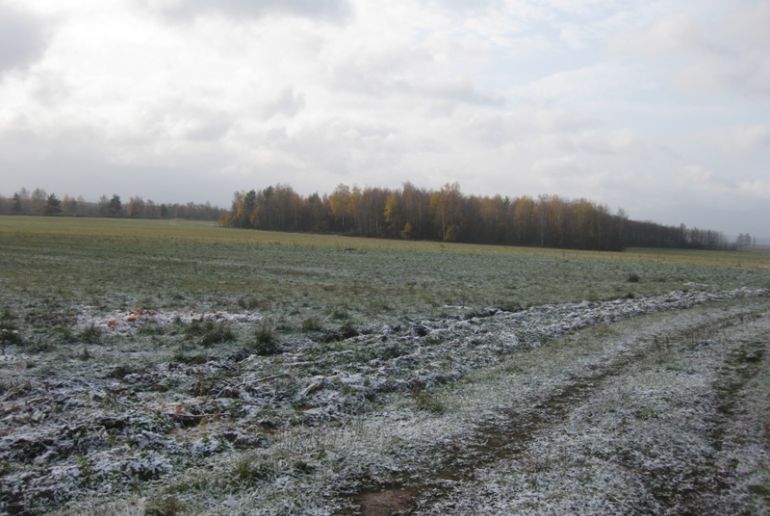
[347,301,770,515]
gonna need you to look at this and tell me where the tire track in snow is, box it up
[346,305,770,515]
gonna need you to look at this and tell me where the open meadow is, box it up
[2,216,770,514]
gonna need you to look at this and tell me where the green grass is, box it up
[1,215,769,348]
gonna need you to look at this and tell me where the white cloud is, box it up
[723,124,770,151]
[0,2,50,75]
[618,1,770,99]
[738,179,770,199]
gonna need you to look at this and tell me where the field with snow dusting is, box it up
[1,217,770,514]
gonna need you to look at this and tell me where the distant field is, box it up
[1,215,768,327]
[2,216,770,514]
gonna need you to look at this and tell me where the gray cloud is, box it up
[184,116,233,141]
[0,3,49,75]
[161,0,352,22]
[0,124,237,204]
[262,88,305,119]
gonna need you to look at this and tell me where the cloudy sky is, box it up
[1,0,769,236]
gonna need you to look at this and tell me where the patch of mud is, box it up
[358,487,418,516]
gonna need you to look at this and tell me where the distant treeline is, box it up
[0,188,226,221]
[223,183,737,252]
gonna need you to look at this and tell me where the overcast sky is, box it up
[1,0,769,236]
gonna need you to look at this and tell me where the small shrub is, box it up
[232,455,274,483]
[199,322,235,347]
[0,310,23,352]
[250,324,280,356]
[320,322,360,343]
[108,364,136,379]
[331,307,349,320]
[138,321,165,336]
[255,324,274,344]
[53,325,77,343]
[187,319,235,347]
[338,321,359,339]
[25,339,55,353]
[302,317,322,332]
[380,344,404,360]
[413,389,445,414]
[145,495,183,516]
[0,326,22,347]
[237,296,260,310]
[627,273,640,283]
[274,317,293,332]
[171,352,209,365]
[78,324,102,344]
[293,460,315,474]
[77,455,93,484]
[185,319,208,336]
[496,302,522,312]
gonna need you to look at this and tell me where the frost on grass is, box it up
[1,288,769,513]
[74,306,262,336]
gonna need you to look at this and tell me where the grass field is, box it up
[2,215,768,334]
[1,216,770,514]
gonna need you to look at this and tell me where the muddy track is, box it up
[343,306,770,515]
[711,338,766,450]
[635,332,768,514]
